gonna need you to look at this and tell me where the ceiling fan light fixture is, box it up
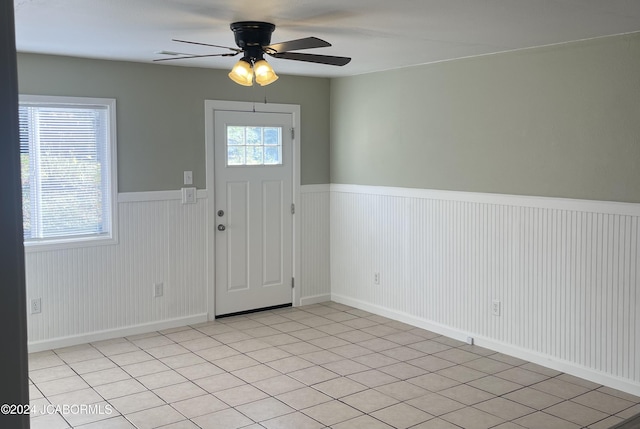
[228,58,253,86]
[254,59,278,86]
[161,21,351,86]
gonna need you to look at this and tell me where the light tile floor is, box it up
[28,302,640,429]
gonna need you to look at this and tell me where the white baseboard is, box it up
[300,294,331,306]
[28,314,208,353]
[331,293,640,397]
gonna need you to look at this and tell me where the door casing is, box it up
[205,100,301,320]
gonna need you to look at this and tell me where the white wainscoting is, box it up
[25,191,209,352]
[25,187,331,351]
[330,184,640,396]
[27,182,639,395]
[300,185,331,305]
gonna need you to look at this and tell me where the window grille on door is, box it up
[226,126,282,166]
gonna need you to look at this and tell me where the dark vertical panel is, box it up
[0,1,30,428]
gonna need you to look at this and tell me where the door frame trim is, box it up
[204,100,301,320]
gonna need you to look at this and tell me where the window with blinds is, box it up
[19,96,117,248]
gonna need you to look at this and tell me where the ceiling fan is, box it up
[155,21,351,86]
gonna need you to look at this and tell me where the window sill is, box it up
[24,234,118,253]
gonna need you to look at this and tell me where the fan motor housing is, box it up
[230,21,275,59]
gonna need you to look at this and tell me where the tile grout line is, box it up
[26,302,639,429]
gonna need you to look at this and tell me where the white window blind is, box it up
[19,96,117,246]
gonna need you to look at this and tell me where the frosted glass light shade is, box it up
[228,59,253,86]
[254,60,279,86]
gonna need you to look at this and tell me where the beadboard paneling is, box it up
[300,185,331,304]
[25,195,208,350]
[26,187,328,350]
[330,184,640,395]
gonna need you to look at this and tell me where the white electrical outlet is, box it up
[31,298,41,314]
[183,171,193,185]
[492,300,501,316]
[154,282,164,298]
[374,272,380,285]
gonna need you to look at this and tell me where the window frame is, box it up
[225,125,284,167]
[19,94,118,252]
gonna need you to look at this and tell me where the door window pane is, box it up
[227,126,245,145]
[226,126,282,166]
[246,146,263,165]
[264,146,281,165]
[246,127,262,145]
[227,146,245,165]
[264,128,279,145]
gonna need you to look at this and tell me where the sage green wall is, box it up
[330,33,640,203]
[17,53,330,191]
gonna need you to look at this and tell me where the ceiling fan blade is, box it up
[153,52,239,62]
[265,37,331,53]
[269,51,351,66]
[157,50,197,56]
[172,39,242,53]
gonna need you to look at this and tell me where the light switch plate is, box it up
[183,171,193,185]
[182,187,196,204]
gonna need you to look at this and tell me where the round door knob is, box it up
[217,224,226,231]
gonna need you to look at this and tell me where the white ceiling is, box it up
[13,0,640,78]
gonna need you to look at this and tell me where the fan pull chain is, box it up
[251,88,269,113]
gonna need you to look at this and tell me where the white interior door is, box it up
[214,111,293,316]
